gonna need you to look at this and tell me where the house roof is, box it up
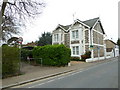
[54,17,105,34]
[83,17,99,28]
[105,39,117,45]
[59,24,71,30]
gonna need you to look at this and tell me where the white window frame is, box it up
[54,34,59,42]
[72,46,79,55]
[71,30,79,40]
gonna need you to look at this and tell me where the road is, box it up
[13,58,118,88]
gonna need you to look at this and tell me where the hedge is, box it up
[70,57,80,61]
[2,45,20,78]
[21,49,33,61]
[33,44,71,66]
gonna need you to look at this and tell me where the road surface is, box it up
[13,58,118,88]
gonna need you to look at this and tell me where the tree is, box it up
[117,38,120,53]
[37,32,52,46]
[7,37,19,47]
[0,0,45,41]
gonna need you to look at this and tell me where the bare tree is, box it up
[0,0,45,41]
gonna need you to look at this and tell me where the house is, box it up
[104,39,119,57]
[52,17,106,61]
[22,41,37,50]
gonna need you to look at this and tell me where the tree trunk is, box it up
[0,0,8,17]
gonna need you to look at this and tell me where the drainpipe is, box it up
[90,27,94,60]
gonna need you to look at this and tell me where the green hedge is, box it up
[70,57,80,61]
[33,44,71,66]
[21,49,33,60]
[2,45,20,78]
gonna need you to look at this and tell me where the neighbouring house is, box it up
[22,41,37,50]
[52,17,107,61]
[104,39,119,58]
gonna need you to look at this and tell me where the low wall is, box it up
[86,57,105,62]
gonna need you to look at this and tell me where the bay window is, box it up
[54,34,59,42]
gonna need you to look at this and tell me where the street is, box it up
[13,58,118,88]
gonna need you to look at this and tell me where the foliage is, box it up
[36,32,52,46]
[33,44,71,66]
[70,57,80,61]
[1,0,45,41]
[2,45,20,78]
[81,51,91,61]
[7,37,19,47]
[21,49,33,61]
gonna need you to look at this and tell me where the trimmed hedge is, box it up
[2,45,20,78]
[21,49,33,60]
[70,57,80,61]
[33,44,71,66]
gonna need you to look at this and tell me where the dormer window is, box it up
[72,30,79,39]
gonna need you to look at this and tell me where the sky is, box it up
[20,0,119,44]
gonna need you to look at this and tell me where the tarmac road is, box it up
[15,58,118,88]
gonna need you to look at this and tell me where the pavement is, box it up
[24,58,118,88]
[2,57,118,89]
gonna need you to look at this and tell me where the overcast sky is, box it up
[21,0,119,44]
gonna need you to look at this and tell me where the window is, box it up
[73,47,75,55]
[76,30,78,38]
[72,31,75,39]
[76,46,79,55]
[72,46,79,55]
[54,34,59,42]
[72,30,79,39]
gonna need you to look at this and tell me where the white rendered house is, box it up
[52,17,106,60]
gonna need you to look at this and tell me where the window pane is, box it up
[57,34,59,41]
[73,47,75,55]
[54,34,56,41]
[76,30,78,38]
[76,46,79,55]
[72,31,75,39]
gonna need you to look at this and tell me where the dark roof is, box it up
[22,46,34,50]
[83,17,99,28]
[59,24,71,30]
[55,17,105,34]
[59,17,100,29]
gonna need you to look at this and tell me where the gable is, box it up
[53,27,65,34]
[94,21,105,34]
[71,22,82,29]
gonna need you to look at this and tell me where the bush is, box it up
[21,49,33,61]
[33,44,71,66]
[70,57,80,61]
[81,51,91,61]
[2,45,20,78]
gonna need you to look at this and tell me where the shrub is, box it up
[21,49,33,61]
[2,45,20,78]
[81,51,91,61]
[85,51,91,58]
[70,57,80,61]
[33,44,71,66]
